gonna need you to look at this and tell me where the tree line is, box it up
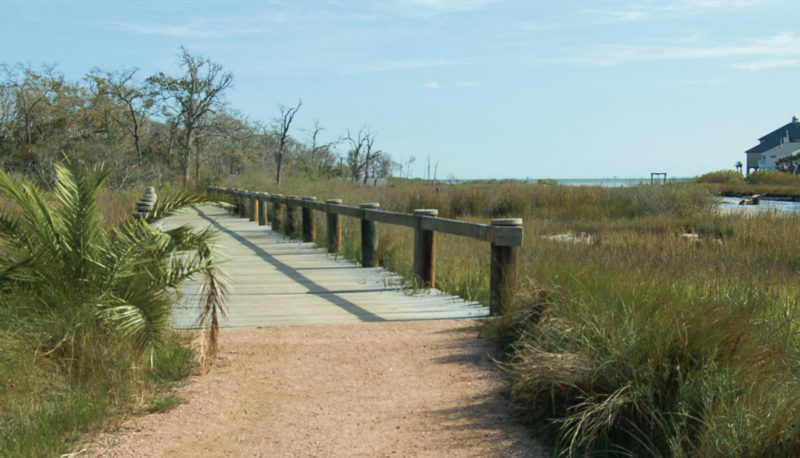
[0,47,399,189]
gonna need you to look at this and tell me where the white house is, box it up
[745,117,800,176]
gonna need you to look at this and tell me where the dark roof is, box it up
[746,119,800,153]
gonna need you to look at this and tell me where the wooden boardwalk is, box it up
[160,205,488,329]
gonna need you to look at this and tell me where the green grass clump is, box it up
[150,396,185,413]
[502,265,800,457]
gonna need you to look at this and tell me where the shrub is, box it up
[616,184,715,218]
[746,170,800,186]
[693,170,746,184]
[0,160,227,457]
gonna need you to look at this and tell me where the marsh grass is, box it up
[229,175,800,457]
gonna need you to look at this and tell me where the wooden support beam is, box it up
[326,199,342,254]
[490,218,522,316]
[302,197,317,243]
[271,194,284,232]
[248,192,258,222]
[238,191,249,219]
[285,195,299,237]
[360,203,380,267]
[257,193,268,226]
[413,209,438,288]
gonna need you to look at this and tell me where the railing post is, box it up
[249,192,258,222]
[257,192,269,226]
[231,189,239,216]
[490,218,523,316]
[285,195,299,236]
[238,190,249,218]
[326,199,342,254]
[302,197,317,243]
[271,194,284,232]
[229,189,237,215]
[360,203,380,267]
[413,209,438,288]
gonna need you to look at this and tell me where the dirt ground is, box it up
[85,320,547,458]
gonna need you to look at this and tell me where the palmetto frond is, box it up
[0,159,227,356]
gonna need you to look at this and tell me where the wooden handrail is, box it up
[207,186,523,314]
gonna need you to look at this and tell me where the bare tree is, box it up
[2,62,64,145]
[302,118,339,171]
[344,126,378,183]
[207,109,259,176]
[344,127,365,182]
[405,155,416,179]
[87,67,152,164]
[273,100,301,186]
[362,133,381,185]
[148,47,233,188]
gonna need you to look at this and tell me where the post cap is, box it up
[273,193,283,198]
[325,199,343,204]
[286,195,299,199]
[360,202,380,209]
[257,192,269,198]
[302,196,317,201]
[414,209,439,217]
[491,218,523,227]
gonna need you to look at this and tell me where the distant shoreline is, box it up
[456,178,693,187]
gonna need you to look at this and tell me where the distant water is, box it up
[718,196,800,213]
[459,178,693,187]
[552,178,693,187]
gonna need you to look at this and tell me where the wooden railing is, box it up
[208,186,523,315]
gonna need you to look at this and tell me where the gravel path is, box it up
[86,320,545,457]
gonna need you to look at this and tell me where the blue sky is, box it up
[3,0,800,179]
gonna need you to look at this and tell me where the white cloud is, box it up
[570,33,800,66]
[421,80,440,88]
[581,0,780,23]
[646,79,723,86]
[104,16,276,38]
[581,9,650,21]
[732,60,800,70]
[403,0,495,13]
[346,60,459,73]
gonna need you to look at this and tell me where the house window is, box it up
[771,155,777,158]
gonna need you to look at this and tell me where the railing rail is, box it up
[208,186,523,315]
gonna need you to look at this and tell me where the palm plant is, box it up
[0,160,228,362]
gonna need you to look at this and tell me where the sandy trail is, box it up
[86,320,545,457]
